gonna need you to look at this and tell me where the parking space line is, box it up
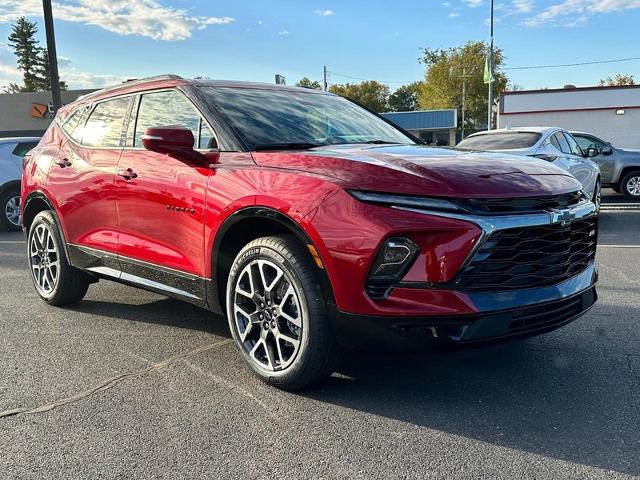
[0,241,25,244]
[599,245,640,248]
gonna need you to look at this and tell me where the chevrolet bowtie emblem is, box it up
[551,209,576,226]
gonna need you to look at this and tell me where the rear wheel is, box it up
[28,211,90,305]
[620,171,640,201]
[226,235,337,390]
[0,187,21,231]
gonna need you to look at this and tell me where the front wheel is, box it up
[592,178,601,212]
[226,235,337,390]
[28,211,90,305]
[620,171,640,201]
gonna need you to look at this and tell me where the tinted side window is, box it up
[82,97,130,147]
[12,141,39,157]
[563,132,584,156]
[553,132,571,154]
[134,90,215,149]
[574,135,605,152]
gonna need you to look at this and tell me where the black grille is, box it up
[454,217,598,291]
[456,191,584,215]
[508,295,585,335]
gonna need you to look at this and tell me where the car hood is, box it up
[253,144,581,198]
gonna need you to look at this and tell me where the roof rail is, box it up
[76,74,185,102]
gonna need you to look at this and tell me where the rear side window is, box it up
[82,97,131,147]
[133,89,216,149]
[552,132,571,154]
[562,132,584,156]
[61,106,90,142]
[457,132,542,150]
[12,141,38,157]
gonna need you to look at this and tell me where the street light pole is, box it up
[42,0,62,114]
[487,0,494,130]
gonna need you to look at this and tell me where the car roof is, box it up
[466,127,560,138]
[62,74,333,118]
[0,137,41,144]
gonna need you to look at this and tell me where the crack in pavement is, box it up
[0,339,232,419]
[627,356,640,387]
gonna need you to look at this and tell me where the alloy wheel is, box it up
[5,195,20,227]
[232,259,303,371]
[626,176,640,197]
[593,182,601,211]
[29,224,60,295]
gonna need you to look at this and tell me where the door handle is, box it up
[55,158,72,168]
[117,168,138,180]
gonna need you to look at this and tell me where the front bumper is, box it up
[330,263,597,350]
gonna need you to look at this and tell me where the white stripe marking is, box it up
[599,245,640,248]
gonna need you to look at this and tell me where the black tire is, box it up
[620,170,640,201]
[226,235,337,390]
[27,211,90,305]
[592,177,601,211]
[0,187,22,231]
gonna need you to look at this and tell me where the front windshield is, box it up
[457,132,542,150]
[201,87,414,149]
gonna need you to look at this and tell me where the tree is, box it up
[34,49,68,91]
[328,80,390,112]
[599,74,635,86]
[296,77,322,89]
[417,41,508,130]
[7,17,66,92]
[7,17,41,92]
[388,82,422,112]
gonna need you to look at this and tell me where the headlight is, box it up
[348,190,466,213]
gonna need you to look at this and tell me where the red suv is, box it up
[22,75,598,389]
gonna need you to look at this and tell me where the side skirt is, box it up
[67,244,210,309]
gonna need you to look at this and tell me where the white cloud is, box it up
[0,0,235,41]
[523,0,640,26]
[513,0,534,12]
[448,11,461,17]
[442,2,452,6]
[278,30,290,35]
[313,9,335,16]
[463,0,483,7]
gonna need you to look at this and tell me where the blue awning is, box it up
[381,109,457,130]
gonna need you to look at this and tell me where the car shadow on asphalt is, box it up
[305,309,640,476]
[66,298,232,338]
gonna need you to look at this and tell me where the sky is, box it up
[0,0,639,93]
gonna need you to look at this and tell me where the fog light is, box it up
[369,237,419,281]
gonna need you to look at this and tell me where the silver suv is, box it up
[571,131,640,200]
[0,137,40,231]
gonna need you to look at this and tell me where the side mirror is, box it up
[586,147,599,158]
[141,126,195,154]
[601,145,613,155]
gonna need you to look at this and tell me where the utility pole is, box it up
[42,0,62,114]
[461,67,467,139]
[487,0,494,130]
[323,65,328,92]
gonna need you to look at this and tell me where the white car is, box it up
[457,127,601,208]
[0,137,40,231]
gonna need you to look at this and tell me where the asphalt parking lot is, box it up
[1,193,639,479]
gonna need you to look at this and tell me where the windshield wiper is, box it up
[362,140,403,144]
[254,142,321,151]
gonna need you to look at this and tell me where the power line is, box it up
[326,70,419,85]
[504,56,640,70]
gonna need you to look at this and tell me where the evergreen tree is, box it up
[7,17,41,92]
[7,17,66,92]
